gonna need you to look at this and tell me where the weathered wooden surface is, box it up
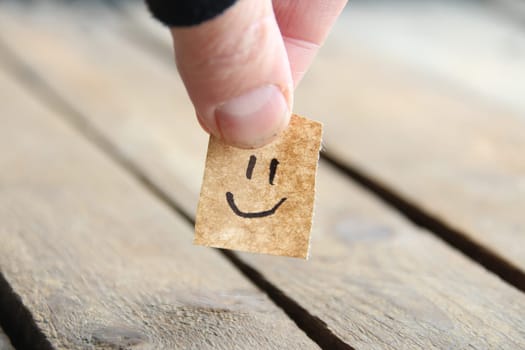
[294,2,525,274]
[122,1,525,277]
[0,66,317,348]
[1,3,524,348]
[342,1,525,114]
[0,330,13,350]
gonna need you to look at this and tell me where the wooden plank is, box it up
[120,2,525,278]
[2,3,524,348]
[294,22,525,274]
[94,1,525,279]
[0,65,317,349]
[0,330,13,350]
[340,1,525,114]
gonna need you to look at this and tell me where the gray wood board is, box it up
[1,3,523,349]
[293,2,525,274]
[0,65,317,349]
[296,33,525,273]
[339,1,525,114]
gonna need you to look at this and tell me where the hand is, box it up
[169,0,347,148]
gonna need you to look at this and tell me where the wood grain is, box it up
[293,2,525,274]
[0,64,317,349]
[295,30,525,273]
[1,3,524,348]
[111,5,525,276]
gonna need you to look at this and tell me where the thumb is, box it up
[170,0,293,149]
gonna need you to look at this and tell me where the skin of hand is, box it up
[170,0,348,149]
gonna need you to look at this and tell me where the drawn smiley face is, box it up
[226,155,287,218]
[194,114,322,258]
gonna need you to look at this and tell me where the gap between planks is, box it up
[1,5,525,347]
[113,7,525,294]
[321,153,525,293]
[0,274,53,350]
[0,38,353,350]
[0,68,319,349]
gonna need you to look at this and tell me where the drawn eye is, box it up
[246,155,256,179]
[269,158,279,185]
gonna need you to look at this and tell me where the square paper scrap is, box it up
[194,114,323,258]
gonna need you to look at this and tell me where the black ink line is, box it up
[246,155,256,180]
[226,192,286,218]
[269,158,279,185]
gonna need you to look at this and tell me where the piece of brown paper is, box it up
[194,114,322,258]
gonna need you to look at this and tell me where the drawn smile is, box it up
[226,192,287,218]
[226,155,286,218]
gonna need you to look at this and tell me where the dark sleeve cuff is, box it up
[144,0,238,27]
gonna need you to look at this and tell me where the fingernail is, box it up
[215,85,290,149]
